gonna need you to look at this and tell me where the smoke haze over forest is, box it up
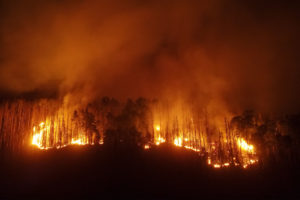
[0,0,299,114]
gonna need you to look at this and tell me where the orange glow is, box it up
[184,145,200,152]
[32,119,258,169]
[32,128,44,149]
[174,137,183,147]
[208,158,211,165]
[71,138,87,145]
[250,159,256,164]
[32,122,49,150]
[223,163,230,167]
[155,136,166,145]
[213,164,221,168]
[31,102,258,170]
[155,125,160,131]
[99,139,104,145]
[32,120,97,150]
[237,138,254,153]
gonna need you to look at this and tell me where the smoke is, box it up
[0,0,299,113]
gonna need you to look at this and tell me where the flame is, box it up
[174,137,183,147]
[223,163,230,167]
[32,121,101,150]
[32,122,48,149]
[155,136,166,145]
[71,138,87,145]
[99,139,104,145]
[213,164,221,168]
[32,129,44,149]
[32,119,258,169]
[184,145,200,152]
[250,159,256,164]
[151,130,258,169]
[207,158,211,165]
[155,125,160,131]
[237,138,254,153]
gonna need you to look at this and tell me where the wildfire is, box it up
[32,118,258,169]
[32,122,49,150]
[31,120,102,150]
[99,139,104,145]
[174,137,183,147]
[237,138,254,153]
[155,136,166,145]
[208,158,212,165]
[184,145,200,152]
[213,164,221,168]
[71,138,87,145]
[223,163,230,167]
[155,125,160,131]
[151,132,258,169]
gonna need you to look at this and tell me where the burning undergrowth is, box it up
[0,97,299,169]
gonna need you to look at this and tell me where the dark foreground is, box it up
[0,145,299,200]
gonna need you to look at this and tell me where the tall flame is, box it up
[32,120,100,150]
[237,138,254,153]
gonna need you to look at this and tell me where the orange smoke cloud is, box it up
[0,0,299,114]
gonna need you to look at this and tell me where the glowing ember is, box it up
[250,159,256,164]
[213,164,221,168]
[223,163,230,167]
[144,144,150,149]
[184,145,200,152]
[99,139,104,145]
[71,138,86,145]
[208,158,211,165]
[155,136,166,145]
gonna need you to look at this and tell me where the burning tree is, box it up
[0,97,298,169]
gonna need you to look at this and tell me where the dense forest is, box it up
[0,97,299,168]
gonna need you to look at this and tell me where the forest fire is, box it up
[155,136,166,146]
[237,138,254,153]
[213,164,221,168]
[0,98,265,169]
[32,122,48,149]
[174,137,183,147]
[0,0,299,199]
[71,138,87,145]
[0,98,262,169]
[31,119,98,150]
[29,102,259,169]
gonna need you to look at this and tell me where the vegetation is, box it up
[0,98,299,167]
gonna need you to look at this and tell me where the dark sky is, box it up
[0,0,299,114]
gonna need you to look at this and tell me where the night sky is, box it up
[0,0,299,113]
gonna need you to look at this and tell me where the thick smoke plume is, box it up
[0,0,299,114]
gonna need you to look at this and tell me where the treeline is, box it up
[0,97,299,167]
[230,110,300,166]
